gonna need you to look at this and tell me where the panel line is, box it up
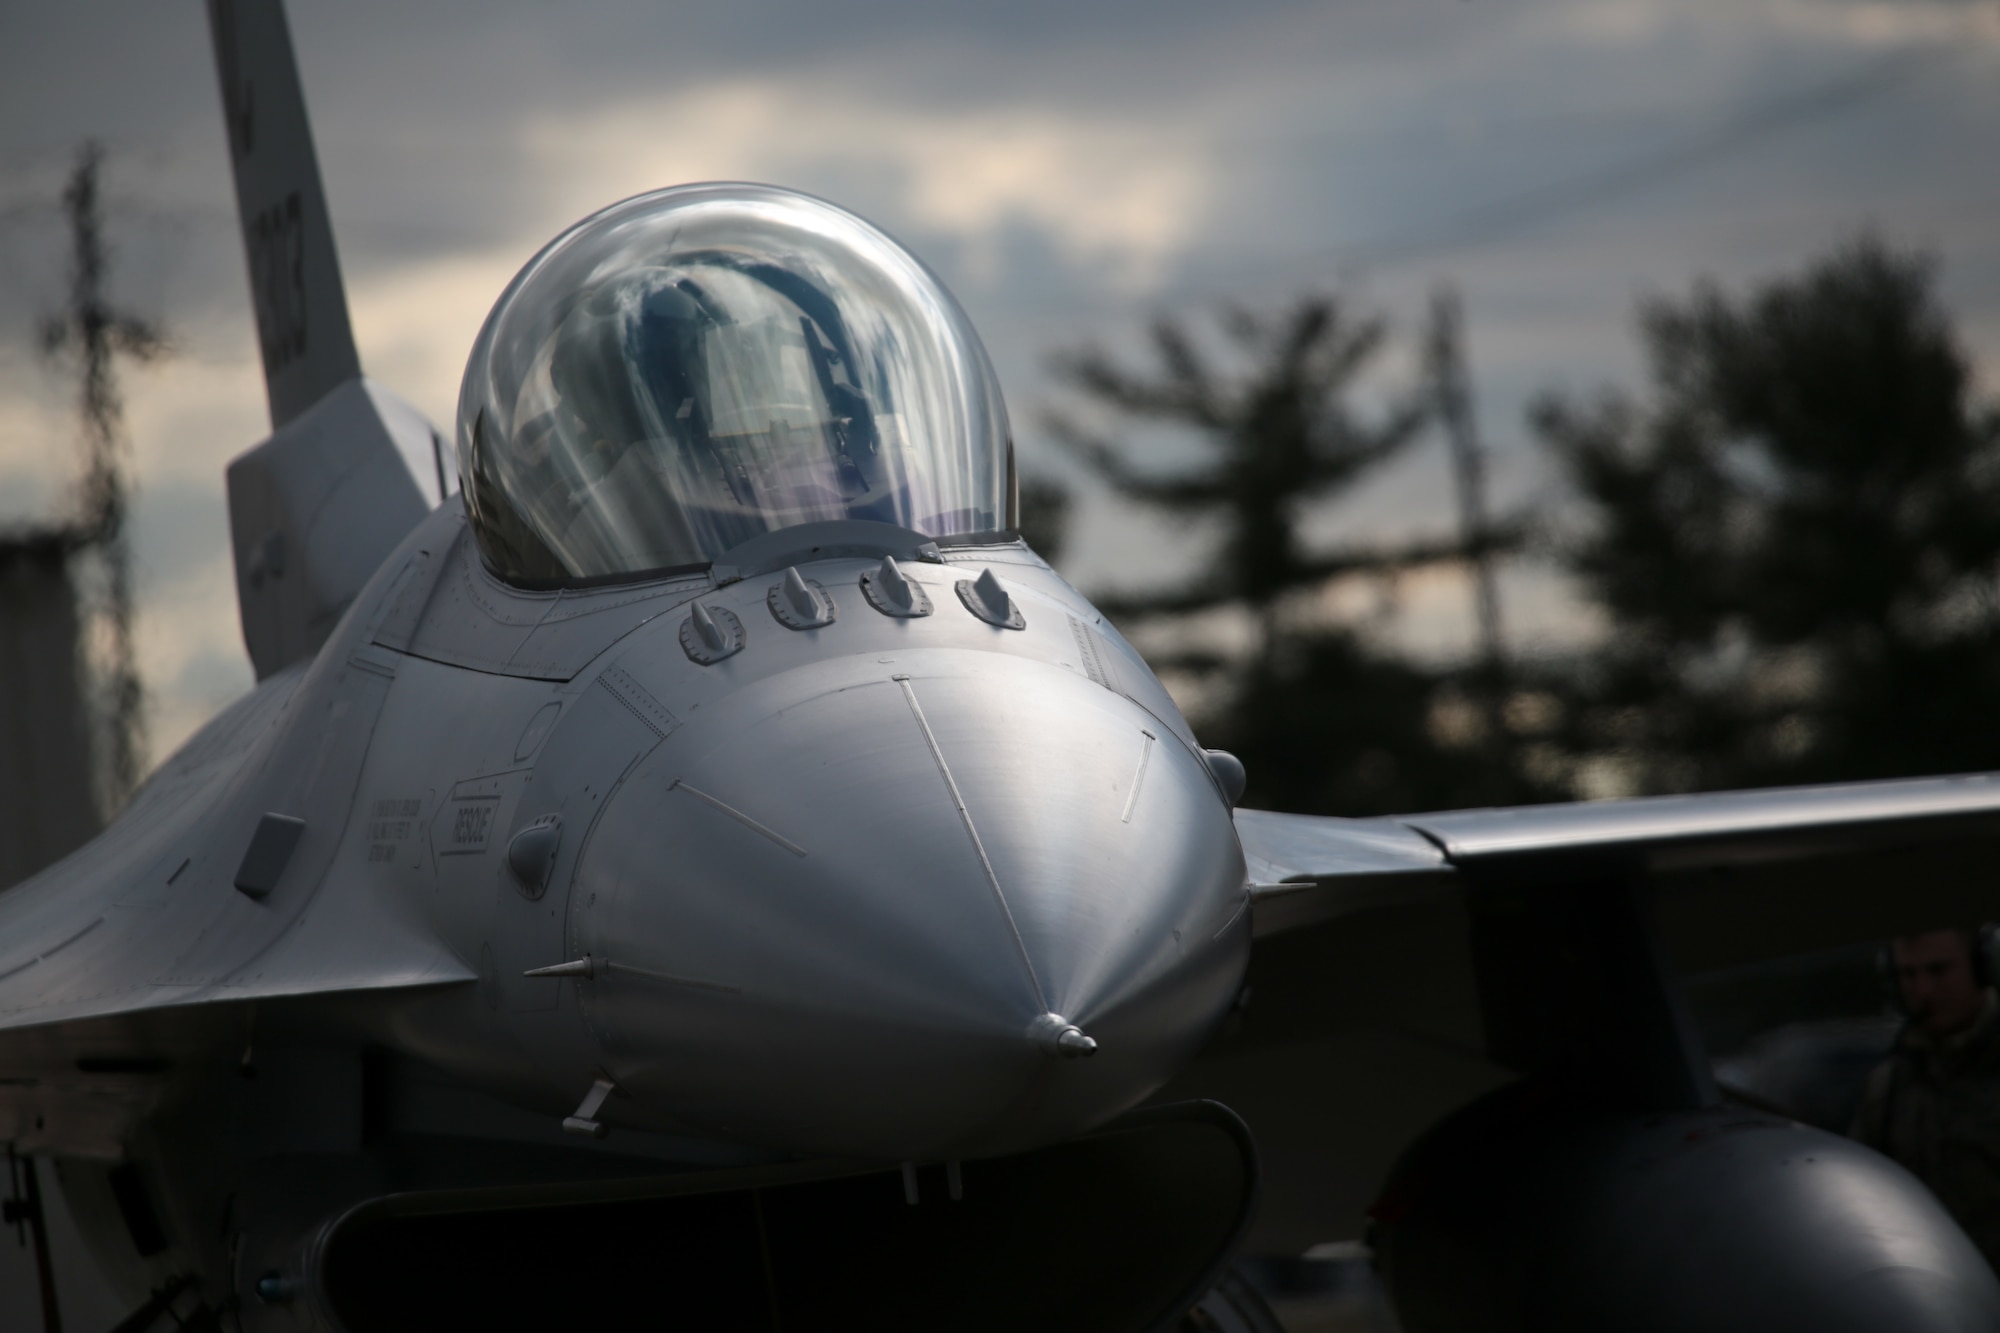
[671,780,808,858]
[894,675,1048,1013]
[0,916,105,984]
[603,959,743,994]
[1121,731,1156,824]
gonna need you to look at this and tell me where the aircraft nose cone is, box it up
[569,652,1248,1160]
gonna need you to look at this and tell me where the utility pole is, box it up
[37,141,168,811]
[1427,285,1505,680]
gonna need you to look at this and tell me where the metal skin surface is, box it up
[1406,774,2000,872]
[572,646,1246,1159]
[339,523,1251,1162]
[0,495,1251,1324]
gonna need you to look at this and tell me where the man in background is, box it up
[1854,927,2000,1269]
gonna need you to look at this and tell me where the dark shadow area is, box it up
[324,1102,1256,1333]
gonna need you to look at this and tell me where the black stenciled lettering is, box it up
[451,804,493,847]
[249,191,307,372]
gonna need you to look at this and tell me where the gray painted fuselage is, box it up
[369,506,1252,1161]
[0,500,1250,1178]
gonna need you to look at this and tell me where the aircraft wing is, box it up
[1241,772,2000,968]
[1162,773,2000,1251]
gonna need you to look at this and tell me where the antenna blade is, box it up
[206,0,362,426]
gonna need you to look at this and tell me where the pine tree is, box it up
[1536,237,2000,792]
[1049,297,1546,813]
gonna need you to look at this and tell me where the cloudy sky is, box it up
[1,0,1996,770]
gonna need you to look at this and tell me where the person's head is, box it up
[1891,928,1991,1037]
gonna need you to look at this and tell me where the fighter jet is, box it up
[4,2,2000,1329]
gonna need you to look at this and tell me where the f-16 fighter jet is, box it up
[4,3,2000,1329]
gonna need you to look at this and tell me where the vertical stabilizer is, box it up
[207,0,361,427]
[207,0,446,679]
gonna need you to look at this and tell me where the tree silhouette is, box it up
[1048,299,1460,625]
[1049,296,1548,814]
[1536,236,2000,792]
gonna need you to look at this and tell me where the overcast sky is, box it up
[1,0,1996,768]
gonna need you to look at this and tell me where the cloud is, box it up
[6,0,1999,782]
[1519,0,2000,54]
[132,548,252,764]
[1766,0,2000,49]
[347,251,528,436]
[524,78,1217,291]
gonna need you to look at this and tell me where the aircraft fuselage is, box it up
[180,504,1250,1165]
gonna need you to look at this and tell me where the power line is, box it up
[1321,45,1942,276]
[995,44,1948,327]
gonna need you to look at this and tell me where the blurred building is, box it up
[0,533,100,889]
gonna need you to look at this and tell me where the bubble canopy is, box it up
[457,184,1015,584]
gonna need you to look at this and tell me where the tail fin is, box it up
[207,0,448,679]
[207,0,361,427]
